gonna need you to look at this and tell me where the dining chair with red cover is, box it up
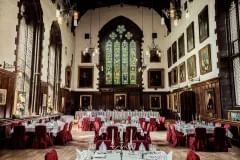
[139,118,146,131]
[11,125,29,149]
[170,125,185,147]
[166,124,172,143]
[66,122,73,141]
[189,128,207,151]
[186,150,200,160]
[32,125,52,149]
[132,140,150,151]
[147,118,158,132]
[106,126,119,146]
[55,123,68,145]
[208,127,228,152]
[125,126,137,144]
[82,117,90,131]
[159,116,166,130]
[45,149,58,160]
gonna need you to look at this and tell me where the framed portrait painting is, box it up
[187,22,195,52]
[0,89,7,105]
[167,47,172,68]
[149,95,161,109]
[114,94,126,108]
[178,33,185,58]
[198,5,209,43]
[172,67,178,85]
[199,44,212,75]
[148,69,165,88]
[78,67,93,88]
[205,88,215,113]
[179,62,186,83]
[187,55,197,80]
[172,41,177,64]
[80,95,92,110]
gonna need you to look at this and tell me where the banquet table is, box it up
[24,120,65,137]
[75,150,172,160]
[175,123,233,138]
[75,110,160,121]
[60,115,74,123]
[98,123,143,136]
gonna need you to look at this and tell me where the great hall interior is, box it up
[0,0,240,160]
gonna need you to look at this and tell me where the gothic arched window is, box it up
[99,17,143,88]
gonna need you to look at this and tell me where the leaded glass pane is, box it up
[230,1,238,55]
[233,57,240,105]
[105,40,113,84]
[122,40,128,84]
[114,40,121,84]
[129,40,137,84]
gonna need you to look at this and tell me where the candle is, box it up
[130,128,133,144]
[111,129,114,146]
[120,127,123,142]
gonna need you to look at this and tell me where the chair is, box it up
[55,123,68,145]
[166,124,172,143]
[66,122,73,141]
[32,125,52,149]
[186,150,200,160]
[82,117,90,131]
[170,125,185,147]
[139,118,146,131]
[147,118,157,132]
[127,116,131,124]
[189,128,207,151]
[10,125,28,149]
[106,126,119,146]
[125,126,137,144]
[208,127,228,152]
[132,140,150,151]
[45,149,58,160]
[159,116,166,130]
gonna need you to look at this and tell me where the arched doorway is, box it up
[180,91,196,122]
[15,0,44,116]
[47,21,62,113]
[98,16,143,110]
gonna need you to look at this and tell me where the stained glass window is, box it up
[104,25,138,85]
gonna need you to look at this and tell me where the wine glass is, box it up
[131,143,136,152]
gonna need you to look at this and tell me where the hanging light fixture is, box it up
[145,7,162,58]
[83,9,99,56]
[73,11,79,26]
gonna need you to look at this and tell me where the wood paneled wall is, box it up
[0,69,16,118]
[71,91,167,114]
[169,78,222,119]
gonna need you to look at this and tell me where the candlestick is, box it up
[130,128,133,145]
[111,129,114,147]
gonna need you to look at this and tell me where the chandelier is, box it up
[55,0,79,26]
[83,9,99,56]
[145,8,162,59]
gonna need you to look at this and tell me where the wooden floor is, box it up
[0,125,240,160]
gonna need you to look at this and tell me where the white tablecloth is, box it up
[75,150,172,160]
[25,120,65,137]
[75,110,160,121]
[61,115,74,123]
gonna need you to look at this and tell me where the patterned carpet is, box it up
[0,126,240,160]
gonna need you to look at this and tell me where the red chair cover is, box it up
[166,124,172,143]
[125,126,137,144]
[32,125,52,149]
[147,118,157,132]
[82,117,90,131]
[128,116,131,124]
[55,123,68,145]
[132,140,150,151]
[139,118,146,131]
[11,125,28,149]
[224,124,230,129]
[106,126,119,146]
[208,127,228,152]
[186,150,200,160]
[189,128,207,151]
[159,116,166,130]
[45,149,58,160]
[66,122,73,141]
[170,125,185,147]
[96,140,114,150]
